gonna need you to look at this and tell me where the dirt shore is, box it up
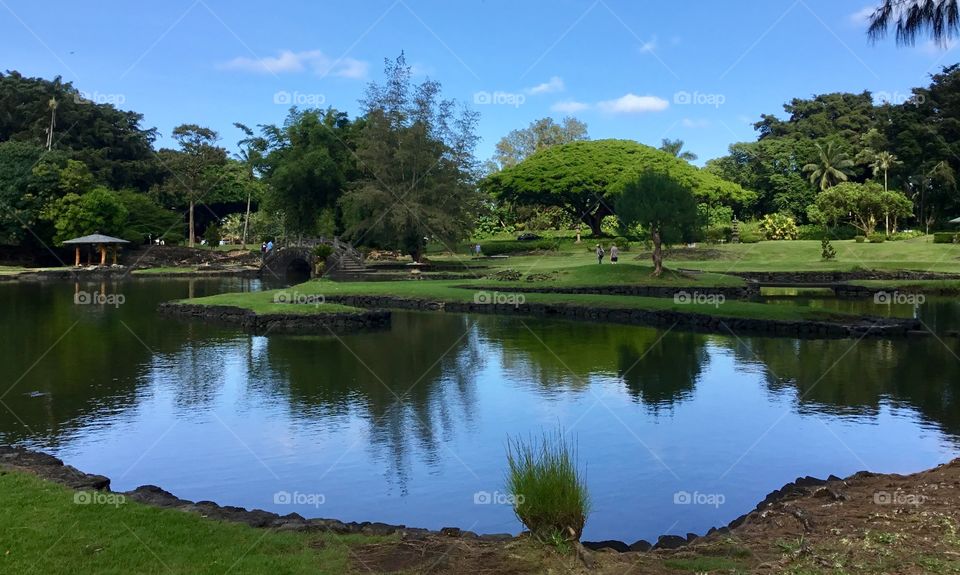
[2,446,958,574]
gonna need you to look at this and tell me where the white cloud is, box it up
[551,100,590,113]
[849,6,876,27]
[526,76,565,95]
[919,38,958,54]
[640,37,657,54]
[222,50,368,79]
[597,93,669,114]
[681,118,710,129]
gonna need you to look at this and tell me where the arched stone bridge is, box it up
[261,239,365,280]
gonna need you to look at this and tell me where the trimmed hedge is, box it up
[855,235,866,243]
[480,239,561,255]
[934,232,959,244]
[868,234,886,244]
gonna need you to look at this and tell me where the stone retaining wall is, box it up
[321,295,920,339]
[466,283,760,300]
[158,303,391,334]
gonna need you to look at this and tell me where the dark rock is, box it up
[653,535,688,550]
[126,485,187,507]
[628,539,652,552]
[440,527,462,538]
[686,533,699,543]
[582,540,629,553]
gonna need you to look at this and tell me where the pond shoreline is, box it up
[0,266,261,282]
[158,302,391,334]
[2,445,956,558]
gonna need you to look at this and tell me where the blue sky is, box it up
[2,0,957,165]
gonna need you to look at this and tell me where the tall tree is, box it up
[233,122,269,246]
[161,124,227,246]
[659,138,697,162]
[803,142,855,191]
[615,171,699,277]
[868,0,959,45]
[340,53,480,261]
[489,116,588,172]
[871,151,902,192]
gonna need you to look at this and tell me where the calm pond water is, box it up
[1,278,959,542]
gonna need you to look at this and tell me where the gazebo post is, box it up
[112,246,118,266]
[74,247,80,267]
[99,244,107,266]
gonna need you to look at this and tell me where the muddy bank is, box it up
[3,445,958,574]
[320,294,921,339]
[157,302,391,334]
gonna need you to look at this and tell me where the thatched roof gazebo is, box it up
[62,233,129,266]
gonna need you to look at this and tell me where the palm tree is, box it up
[868,0,959,46]
[803,142,855,191]
[659,138,697,162]
[871,151,902,192]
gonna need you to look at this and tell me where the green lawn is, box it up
[428,236,960,275]
[176,292,364,315]
[0,471,382,575]
[0,265,28,275]
[182,278,865,324]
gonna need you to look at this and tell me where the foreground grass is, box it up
[0,471,382,575]
[181,279,864,324]
[475,263,746,288]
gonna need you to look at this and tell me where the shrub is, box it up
[739,231,761,244]
[868,234,886,243]
[480,239,560,256]
[704,225,732,243]
[855,235,867,243]
[934,232,959,244]
[887,230,925,241]
[605,236,632,251]
[758,213,799,240]
[821,238,837,261]
[506,431,590,543]
[313,244,334,260]
[203,224,221,246]
[797,224,857,240]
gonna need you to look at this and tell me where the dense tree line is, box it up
[706,65,960,230]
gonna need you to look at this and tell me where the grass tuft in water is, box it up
[505,429,590,544]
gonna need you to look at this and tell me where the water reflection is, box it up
[1,281,958,540]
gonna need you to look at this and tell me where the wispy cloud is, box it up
[551,100,590,113]
[526,76,565,95]
[222,50,369,79]
[919,38,958,54]
[597,93,669,114]
[681,118,710,128]
[849,6,875,27]
[640,37,658,54]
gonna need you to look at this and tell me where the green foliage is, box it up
[802,141,855,191]
[506,430,590,542]
[116,190,182,243]
[615,171,699,245]
[855,235,867,243]
[489,116,588,172]
[739,231,761,243]
[340,53,480,261]
[868,233,886,243]
[934,232,958,244]
[479,239,559,255]
[811,181,912,236]
[887,229,925,241]
[203,223,221,246]
[42,187,128,244]
[313,244,334,260]
[483,139,753,236]
[797,224,857,240]
[758,213,799,240]
[821,237,837,260]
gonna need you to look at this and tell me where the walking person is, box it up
[596,243,605,264]
[610,244,619,264]
[474,243,482,257]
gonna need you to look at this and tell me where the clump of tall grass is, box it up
[506,430,591,543]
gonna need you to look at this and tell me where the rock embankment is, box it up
[157,302,391,334]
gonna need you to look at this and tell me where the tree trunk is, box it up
[189,200,195,247]
[651,228,663,277]
[242,192,251,247]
